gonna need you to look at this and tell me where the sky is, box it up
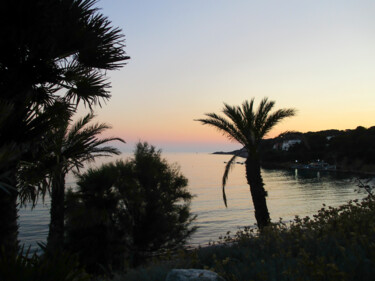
[81,0,375,152]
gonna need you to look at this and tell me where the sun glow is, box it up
[81,1,375,152]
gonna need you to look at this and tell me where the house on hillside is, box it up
[273,139,301,151]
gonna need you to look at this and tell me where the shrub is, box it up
[0,246,89,281]
[65,142,197,273]
[118,194,375,281]
[193,195,375,281]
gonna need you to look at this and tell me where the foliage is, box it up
[197,98,295,229]
[0,0,129,189]
[0,0,128,108]
[196,195,375,281]
[18,110,124,252]
[0,0,128,254]
[18,110,125,205]
[117,194,375,281]
[65,142,197,273]
[0,246,89,281]
[260,126,375,172]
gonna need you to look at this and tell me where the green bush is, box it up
[117,195,375,281]
[65,142,197,273]
[194,195,375,281]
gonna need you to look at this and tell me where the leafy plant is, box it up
[117,194,375,281]
[0,0,129,255]
[194,195,375,281]
[0,246,89,281]
[65,142,197,273]
[19,110,124,253]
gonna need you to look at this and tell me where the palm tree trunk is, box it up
[47,172,65,252]
[0,190,19,256]
[245,157,270,229]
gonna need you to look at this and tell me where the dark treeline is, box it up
[259,126,375,173]
[0,0,196,279]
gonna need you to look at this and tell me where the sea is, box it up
[18,152,370,251]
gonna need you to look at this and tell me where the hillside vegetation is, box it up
[259,126,375,173]
[119,193,375,281]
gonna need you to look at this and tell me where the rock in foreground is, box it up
[166,269,225,281]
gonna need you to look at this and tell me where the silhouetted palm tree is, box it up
[0,0,129,253]
[197,98,295,229]
[0,100,71,254]
[21,112,125,252]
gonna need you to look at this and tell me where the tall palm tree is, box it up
[197,98,295,229]
[0,0,129,254]
[0,100,70,255]
[20,111,125,252]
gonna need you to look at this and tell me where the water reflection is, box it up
[263,167,366,230]
[18,153,370,250]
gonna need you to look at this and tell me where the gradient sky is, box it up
[80,0,375,152]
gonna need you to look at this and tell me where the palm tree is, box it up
[20,111,125,252]
[197,98,295,229]
[0,100,70,254]
[0,0,129,254]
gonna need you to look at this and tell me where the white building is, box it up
[273,139,301,151]
[282,139,301,151]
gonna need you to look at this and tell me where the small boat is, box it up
[292,161,336,171]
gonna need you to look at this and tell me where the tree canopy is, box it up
[0,0,129,255]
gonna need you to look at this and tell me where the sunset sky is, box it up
[82,0,375,152]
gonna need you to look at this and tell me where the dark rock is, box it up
[165,269,226,281]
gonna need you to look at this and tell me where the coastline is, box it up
[261,161,375,176]
[212,151,375,176]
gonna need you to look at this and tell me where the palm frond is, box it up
[239,100,259,146]
[222,104,244,130]
[63,115,125,171]
[67,113,95,139]
[18,109,125,202]
[222,154,239,207]
[77,6,129,70]
[260,108,296,137]
[65,70,111,108]
[241,99,255,124]
[222,103,249,142]
[254,98,275,139]
[196,113,247,145]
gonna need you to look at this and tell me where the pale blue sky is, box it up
[84,0,375,152]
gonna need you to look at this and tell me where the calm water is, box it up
[19,153,368,250]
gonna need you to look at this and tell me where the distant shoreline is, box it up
[212,150,247,158]
[212,151,375,176]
